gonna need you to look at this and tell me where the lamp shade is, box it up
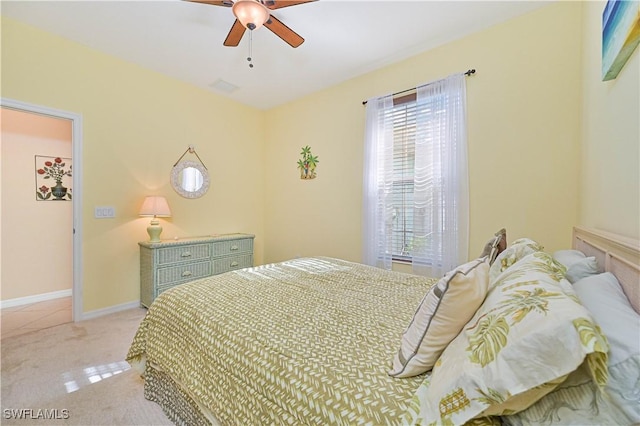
[232,0,270,31]
[139,196,171,218]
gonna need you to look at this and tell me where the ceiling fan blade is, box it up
[264,15,304,48]
[265,0,316,10]
[185,0,232,6]
[224,20,246,46]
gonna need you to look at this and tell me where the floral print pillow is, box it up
[488,238,550,284]
[401,251,608,425]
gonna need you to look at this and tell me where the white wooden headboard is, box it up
[573,226,640,314]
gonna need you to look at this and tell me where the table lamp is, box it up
[139,196,172,242]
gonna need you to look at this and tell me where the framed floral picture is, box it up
[35,155,72,201]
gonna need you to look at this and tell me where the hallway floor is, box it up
[1,297,72,340]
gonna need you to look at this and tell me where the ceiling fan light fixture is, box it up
[232,0,270,31]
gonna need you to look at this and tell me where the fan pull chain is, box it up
[247,32,254,69]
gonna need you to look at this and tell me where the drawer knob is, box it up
[231,261,239,267]
[182,271,192,277]
[181,252,192,257]
[230,245,239,251]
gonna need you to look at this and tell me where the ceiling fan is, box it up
[187,0,316,48]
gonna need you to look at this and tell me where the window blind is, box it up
[382,92,450,262]
[382,96,418,261]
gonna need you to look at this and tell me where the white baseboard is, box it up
[80,300,142,321]
[1,289,72,309]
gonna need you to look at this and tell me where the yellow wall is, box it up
[3,1,638,313]
[1,108,73,300]
[264,2,584,265]
[580,1,640,239]
[2,17,265,312]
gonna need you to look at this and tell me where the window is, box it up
[386,93,450,263]
[362,73,468,277]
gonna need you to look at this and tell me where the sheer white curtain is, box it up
[362,73,468,277]
[412,74,468,277]
[362,95,395,270]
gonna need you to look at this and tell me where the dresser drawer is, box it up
[157,260,212,286]
[140,233,254,308]
[213,254,253,274]
[157,244,211,265]
[212,238,253,256]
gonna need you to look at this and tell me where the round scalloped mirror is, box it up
[171,160,210,199]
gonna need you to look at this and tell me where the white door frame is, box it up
[1,97,83,321]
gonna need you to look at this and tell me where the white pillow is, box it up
[565,256,602,283]
[389,257,490,378]
[573,272,640,423]
[553,249,586,269]
[573,272,639,364]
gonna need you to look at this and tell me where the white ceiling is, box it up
[2,0,552,110]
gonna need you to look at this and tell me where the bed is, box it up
[126,226,640,425]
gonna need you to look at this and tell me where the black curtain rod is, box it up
[362,69,476,105]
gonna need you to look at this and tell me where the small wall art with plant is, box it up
[35,155,72,201]
[297,145,319,180]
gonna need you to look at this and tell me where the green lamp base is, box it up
[147,218,163,243]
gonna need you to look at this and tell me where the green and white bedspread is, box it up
[126,257,436,425]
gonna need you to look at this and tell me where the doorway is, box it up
[0,98,83,329]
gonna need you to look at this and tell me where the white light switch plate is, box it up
[95,206,116,218]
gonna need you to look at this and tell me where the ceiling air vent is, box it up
[209,79,239,94]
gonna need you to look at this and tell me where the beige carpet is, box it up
[1,308,172,425]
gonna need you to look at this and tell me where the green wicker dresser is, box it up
[139,233,254,308]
